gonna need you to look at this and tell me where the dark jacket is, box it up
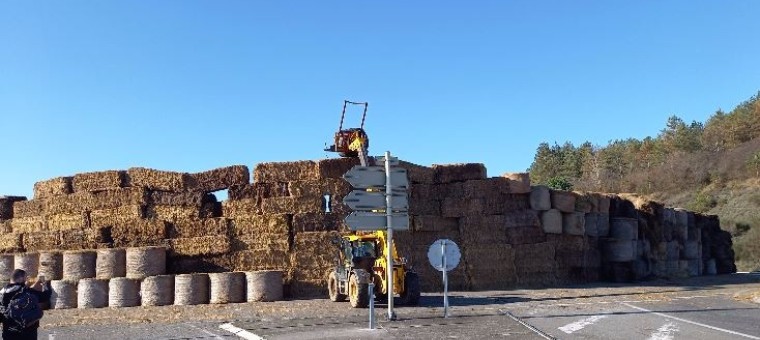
[0,283,52,338]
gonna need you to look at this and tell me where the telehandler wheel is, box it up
[348,271,370,308]
[328,271,347,302]
[399,272,421,305]
[373,273,386,301]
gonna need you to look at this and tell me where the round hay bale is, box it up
[682,241,700,260]
[50,280,78,309]
[602,240,636,262]
[0,254,14,282]
[63,250,97,280]
[246,270,283,302]
[96,248,126,279]
[209,272,246,304]
[126,247,166,279]
[109,277,141,307]
[174,273,209,305]
[14,252,39,278]
[141,275,175,306]
[39,251,63,280]
[78,278,109,308]
[610,218,638,240]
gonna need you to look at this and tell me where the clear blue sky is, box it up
[2,1,759,197]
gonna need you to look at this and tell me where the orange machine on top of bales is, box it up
[324,101,421,308]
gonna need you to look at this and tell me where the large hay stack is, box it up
[0,159,737,299]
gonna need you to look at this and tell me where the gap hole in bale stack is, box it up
[323,194,332,213]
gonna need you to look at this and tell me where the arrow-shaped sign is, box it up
[343,190,409,211]
[344,212,410,230]
[343,166,409,189]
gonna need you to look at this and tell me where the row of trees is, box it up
[528,91,760,193]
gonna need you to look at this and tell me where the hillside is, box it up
[528,91,760,271]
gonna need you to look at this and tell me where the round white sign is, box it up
[427,239,461,272]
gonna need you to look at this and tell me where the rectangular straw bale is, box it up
[316,157,360,179]
[501,173,532,194]
[90,187,149,209]
[398,161,435,184]
[1,220,11,233]
[47,213,88,231]
[462,178,513,198]
[514,242,556,274]
[150,190,209,210]
[412,230,461,247]
[90,205,145,228]
[222,199,261,218]
[228,182,289,201]
[231,237,289,252]
[126,167,191,192]
[0,196,26,220]
[550,190,577,213]
[229,249,291,271]
[441,194,529,217]
[230,214,290,237]
[170,218,230,238]
[261,196,323,214]
[9,217,47,233]
[408,197,441,215]
[146,205,200,221]
[72,170,126,192]
[22,231,62,252]
[464,245,517,289]
[33,176,72,199]
[43,192,91,215]
[292,213,347,233]
[0,233,23,252]
[59,228,99,250]
[505,226,547,245]
[288,179,351,198]
[432,163,487,183]
[111,219,169,247]
[168,236,232,256]
[254,161,319,183]
[12,199,46,219]
[187,165,250,193]
[291,232,339,270]
[412,215,459,232]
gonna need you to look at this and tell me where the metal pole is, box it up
[442,240,449,318]
[385,151,396,321]
[368,283,375,330]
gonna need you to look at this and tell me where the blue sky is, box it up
[2,1,759,197]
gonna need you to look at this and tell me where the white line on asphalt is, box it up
[219,323,266,340]
[558,315,608,334]
[187,323,224,340]
[648,322,679,340]
[622,302,760,339]
[501,310,556,340]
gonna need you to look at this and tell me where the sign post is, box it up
[428,239,461,318]
[343,151,409,322]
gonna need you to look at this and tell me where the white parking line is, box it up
[558,315,608,334]
[622,302,760,339]
[648,322,678,340]
[219,323,266,340]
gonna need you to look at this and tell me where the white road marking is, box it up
[219,323,266,340]
[558,315,608,334]
[648,322,679,340]
[622,302,760,339]
[187,323,224,339]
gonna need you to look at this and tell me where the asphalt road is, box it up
[38,273,760,340]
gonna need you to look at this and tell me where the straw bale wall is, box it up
[0,158,736,299]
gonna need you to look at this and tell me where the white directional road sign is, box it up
[343,191,409,211]
[344,212,410,230]
[343,166,409,189]
[428,239,461,272]
[375,155,399,166]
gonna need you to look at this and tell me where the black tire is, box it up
[348,270,370,308]
[399,272,421,305]
[373,273,387,302]
[328,271,347,302]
